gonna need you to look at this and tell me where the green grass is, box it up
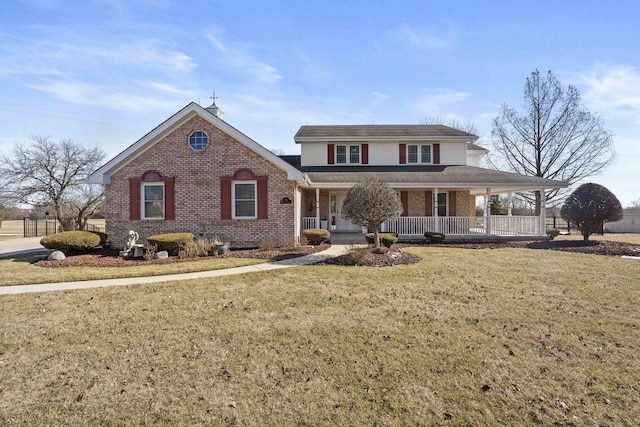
[1,246,639,425]
[555,231,640,244]
[0,253,266,286]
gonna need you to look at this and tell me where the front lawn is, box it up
[1,247,638,425]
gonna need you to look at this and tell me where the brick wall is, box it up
[402,190,472,216]
[455,191,472,216]
[105,115,296,249]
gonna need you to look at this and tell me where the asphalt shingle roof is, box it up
[294,124,478,141]
[278,156,566,188]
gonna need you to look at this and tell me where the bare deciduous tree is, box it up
[560,183,622,241]
[492,70,615,214]
[0,135,106,231]
[423,114,480,137]
[341,176,402,248]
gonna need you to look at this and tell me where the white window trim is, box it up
[142,182,165,220]
[335,144,361,165]
[188,130,209,152]
[232,180,257,219]
[407,144,433,164]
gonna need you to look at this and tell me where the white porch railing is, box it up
[382,216,435,235]
[490,216,540,236]
[302,217,317,230]
[382,216,541,236]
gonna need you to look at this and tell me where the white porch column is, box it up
[315,188,320,229]
[507,192,513,216]
[485,188,492,235]
[294,185,301,243]
[539,188,546,236]
[433,188,439,232]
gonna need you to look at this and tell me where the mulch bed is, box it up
[33,244,330,268]
[323,248,422,267]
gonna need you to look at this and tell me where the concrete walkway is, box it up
[0,244,351,295]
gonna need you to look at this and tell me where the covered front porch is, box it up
[301,187,549,239]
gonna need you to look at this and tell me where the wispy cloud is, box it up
[86,42,196,72]
[575,65,640,124]
[394,23,454,51]
[412,89,470,116]
[26,80,192,111]
[205,33,281,84]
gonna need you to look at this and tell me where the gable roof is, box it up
[89,102,304,184]
[294,124,478,142]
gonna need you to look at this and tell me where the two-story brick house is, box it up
[89,102,566,248]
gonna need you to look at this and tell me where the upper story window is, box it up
[407,144,432,164]
[189,131,209,151]
[142,183,164,219]
[233,181,257,219]
[336,145,360,164]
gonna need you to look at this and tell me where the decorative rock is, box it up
[154,251,169,259]
[48,250,66,260]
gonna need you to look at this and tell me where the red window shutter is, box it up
[401,191,408,216]
[220,177,232,220]
[425,190,433,216]
[399,144,406,164]
[361,144,369,164]
[257,176,268,219]
[328,144,335,164]
[129,177,141,220]
[164,177,175,220]
[449,191,457,216]
[433,143,440,164]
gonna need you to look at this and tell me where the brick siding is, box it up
[105,115,296,249]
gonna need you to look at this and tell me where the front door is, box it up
[330,192,361,232]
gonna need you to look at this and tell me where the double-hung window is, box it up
[233,181,257,219]
[142,183,164,219]
[407,144,432,164]
[336,145,360,164]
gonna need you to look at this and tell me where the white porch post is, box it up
[433,188,440,232]
[539,188,546,236]
[315,188,320,229]
[507,192,513,216]
[485,188,492,235]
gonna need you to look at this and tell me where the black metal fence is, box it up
[23,217,106,237]
[23,217,59,237]
[547,215,570,231]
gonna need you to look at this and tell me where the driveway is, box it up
[0,237,47,258]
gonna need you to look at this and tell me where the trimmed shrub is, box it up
[424,232,446,243]
[303,228,330,245]
[147,232,193,255]
[88,230,108,245]
[40,231,101,254]
[178,238,215,259]
[364,233,398,247]
[546,229,560,240]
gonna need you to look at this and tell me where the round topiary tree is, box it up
[560,183,623,241]
[341,176,402,248]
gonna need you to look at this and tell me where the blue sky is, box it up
[1,0,639,206]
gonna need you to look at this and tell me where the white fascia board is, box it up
[295,136,477,143]
[89,102,304,184]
